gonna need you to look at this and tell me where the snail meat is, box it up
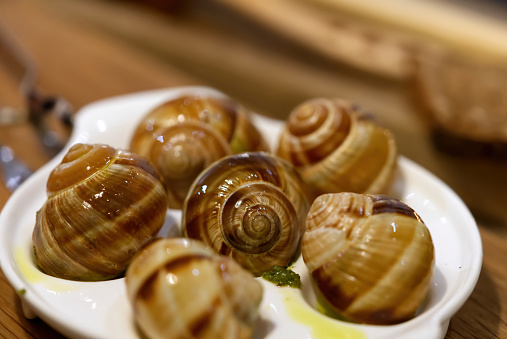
[277,98,398,197]
[182,152,310,276]
[32,143,168,281]
[129,94,269,209]
[126,238,263,339]
[302,192,434,325]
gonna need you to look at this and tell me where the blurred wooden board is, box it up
[306,0,507,62]
[211,0,416,80]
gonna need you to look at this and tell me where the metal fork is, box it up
[0,24,73,192]
[0,142,32,192]
[1,22,73,156]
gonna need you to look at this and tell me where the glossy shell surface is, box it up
[182,152,310,276]
[277,98,398,197]
[126,238,263,339]
[32,143,168,281]
[302,192,435,325]
[130,95,269,208]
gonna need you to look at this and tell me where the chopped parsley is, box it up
[261,266,301,288]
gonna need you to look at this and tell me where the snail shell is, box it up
[130,94,269,209]
[276,98,398,197]
[182,152,310,276]
[125,238,263,339]
[32,143,168,281]
[302,193,434,325]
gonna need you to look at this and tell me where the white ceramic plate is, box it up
[0,87,482,339]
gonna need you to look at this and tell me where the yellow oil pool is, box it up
[14,246,77,293]
[281,288,366,339]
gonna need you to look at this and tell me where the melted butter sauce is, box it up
[281,288,366,339]
[14,246,77,293]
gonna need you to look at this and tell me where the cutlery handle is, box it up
[0,144,32,192]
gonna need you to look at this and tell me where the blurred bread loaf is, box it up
[414,53,507,157]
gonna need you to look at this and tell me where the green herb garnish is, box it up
[261,266,301,288]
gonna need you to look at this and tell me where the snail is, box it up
[182,152,310,276]
[276,98,398,198]
[32,143,168,281]
[125,238,263,339]
[301,192,434,325]
[129,94,269,209]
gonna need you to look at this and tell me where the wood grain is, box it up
[0,0,505,338]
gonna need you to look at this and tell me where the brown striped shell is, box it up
[125,238,263,339]
[32,143,168,281]
[302,193,434,325]
[129,94,269,209]
[276,98,398,198]
[182,152,310,276]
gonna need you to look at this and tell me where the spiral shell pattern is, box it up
[126,238,263,339]
[302,193,434,325]
[277,98,397,197]
[130,94,269,208]
[32,143,168,281]
[182,152,309,276]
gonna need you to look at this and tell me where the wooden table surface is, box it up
[0,0,505,338]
